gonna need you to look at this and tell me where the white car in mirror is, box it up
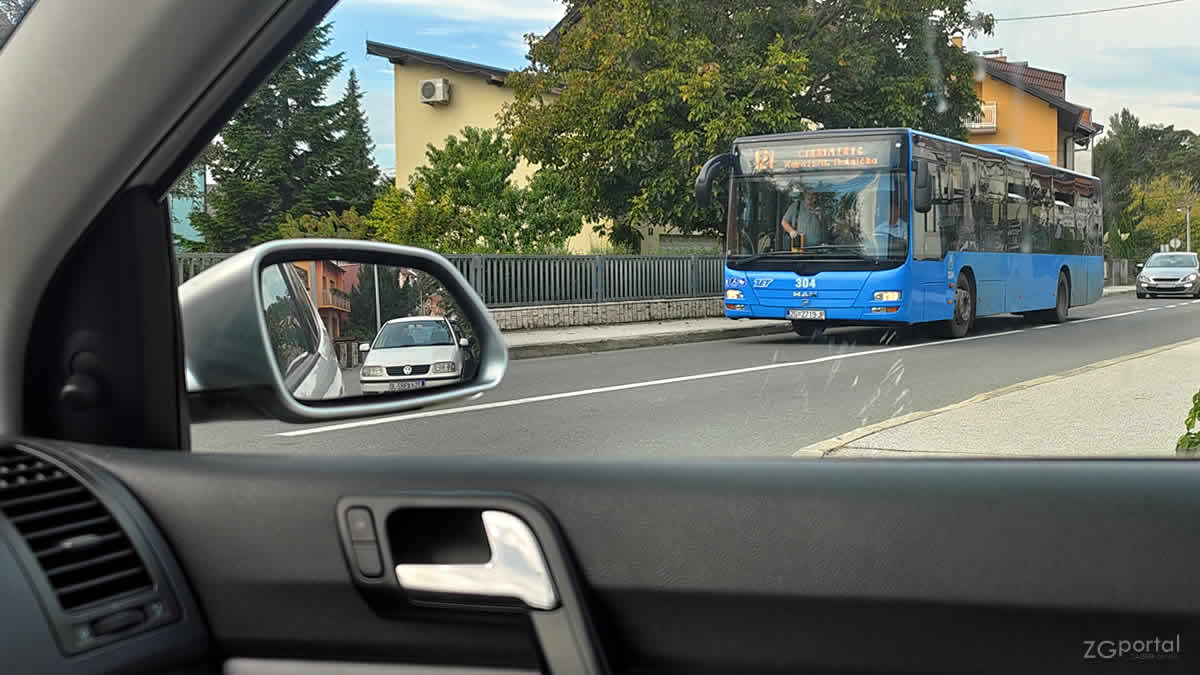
[359,316,467,394]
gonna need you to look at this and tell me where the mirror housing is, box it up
[358,342,370,353]
[695,153,735,209]
[913,159,932,214]
[459,337,470,348]
[180,239,507,423]
[1136,263,1145,270]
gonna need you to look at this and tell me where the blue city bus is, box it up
[694,128,1104,338]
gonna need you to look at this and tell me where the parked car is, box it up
[1136,252,1200,298]
[358,316,469,394]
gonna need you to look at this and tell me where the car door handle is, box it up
[394,510,559,610]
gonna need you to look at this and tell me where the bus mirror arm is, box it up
[914,160,932,214]
[696,153,735,209]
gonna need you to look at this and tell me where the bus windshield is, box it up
[732,170,908,261]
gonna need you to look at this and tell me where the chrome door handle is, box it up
[394,510,559,610]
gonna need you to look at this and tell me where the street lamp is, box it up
[1178,206,1192,252]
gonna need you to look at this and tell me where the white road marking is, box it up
[1068,309,1147,324]
[1147,307,1161,311]
[278,329,1026,437]
[278,300,1196,438]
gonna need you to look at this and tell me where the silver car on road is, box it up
[1136,252,1200,299]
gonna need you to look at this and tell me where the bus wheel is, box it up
[1042,272,1069,323]
[791,322,824,340]
[941,274,974,339]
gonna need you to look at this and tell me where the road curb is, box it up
[1102,286,1135,296]
[795,334,1200,457]
[507,323,794,360]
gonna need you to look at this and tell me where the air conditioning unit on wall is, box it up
[418,78,450,105]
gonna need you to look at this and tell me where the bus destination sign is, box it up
[739,138,897,173]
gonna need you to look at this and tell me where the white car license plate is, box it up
[389,381,424,391]
[787,309,825,320]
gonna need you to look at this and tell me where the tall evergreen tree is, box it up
[191,23,345,251]
[332,69,383,214]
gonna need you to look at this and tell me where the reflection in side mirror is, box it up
[179,239,507,423]
[262,261,480,402]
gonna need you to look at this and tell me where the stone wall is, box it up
[489,297,724,331]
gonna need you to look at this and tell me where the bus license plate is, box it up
[787,309,825,320]
[389,381,423,391]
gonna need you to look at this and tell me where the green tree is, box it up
[367,184,463,251]
[502,0,991,245]
[278,208,372,239]
[1093,108,1197,253]
[1126,173,1198,250]
[332,69,384,214]
[368,127,583,253]
[345,265,421,342]
[191,23,346,251]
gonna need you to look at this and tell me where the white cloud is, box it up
[418,25,466,36]
[346,0,564,24]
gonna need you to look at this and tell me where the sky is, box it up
[322,0,1200,176]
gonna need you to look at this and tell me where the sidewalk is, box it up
[804,337,1200,458]
[504,285,1137,360]
[504,317,790,359]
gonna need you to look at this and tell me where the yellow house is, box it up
[960,44,1102,170]
[367,41,610,253]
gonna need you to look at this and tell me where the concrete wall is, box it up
[970,76,1062,166]
[489,297,724,331]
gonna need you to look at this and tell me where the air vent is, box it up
[0,448,152,611]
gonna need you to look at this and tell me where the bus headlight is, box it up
[361,366,384,377]
[873,291,902,302]
[725,289,744,300]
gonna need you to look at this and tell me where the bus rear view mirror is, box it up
[914,160,932,214]
[695,153,735,209]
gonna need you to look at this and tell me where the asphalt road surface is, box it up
[193,293,1200,457]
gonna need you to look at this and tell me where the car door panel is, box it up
[58,443,1200,674]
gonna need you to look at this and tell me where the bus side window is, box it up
[979,158,1005,252]
[1007,163,1032,253]
[915,161,945,260]
[1030,168,1055,253]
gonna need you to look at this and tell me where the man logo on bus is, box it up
[795,277,817,289]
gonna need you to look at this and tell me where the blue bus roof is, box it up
[731,128,1100,181]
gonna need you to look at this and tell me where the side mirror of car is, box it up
[179,239,507,423]
[358,343,370,353]
[1136,263,1145,270]
[459,337,470,348]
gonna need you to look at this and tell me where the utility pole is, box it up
[373,264,381,333]
[1178,205,1192,252]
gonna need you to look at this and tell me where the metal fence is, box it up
[177,252,236,284]
[178,252,726,307]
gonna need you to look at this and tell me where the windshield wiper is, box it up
[734,246,873,265]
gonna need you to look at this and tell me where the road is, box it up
[193,293,1200,457]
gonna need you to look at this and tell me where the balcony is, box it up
[966,102,997,134]
[320,287,351,312]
